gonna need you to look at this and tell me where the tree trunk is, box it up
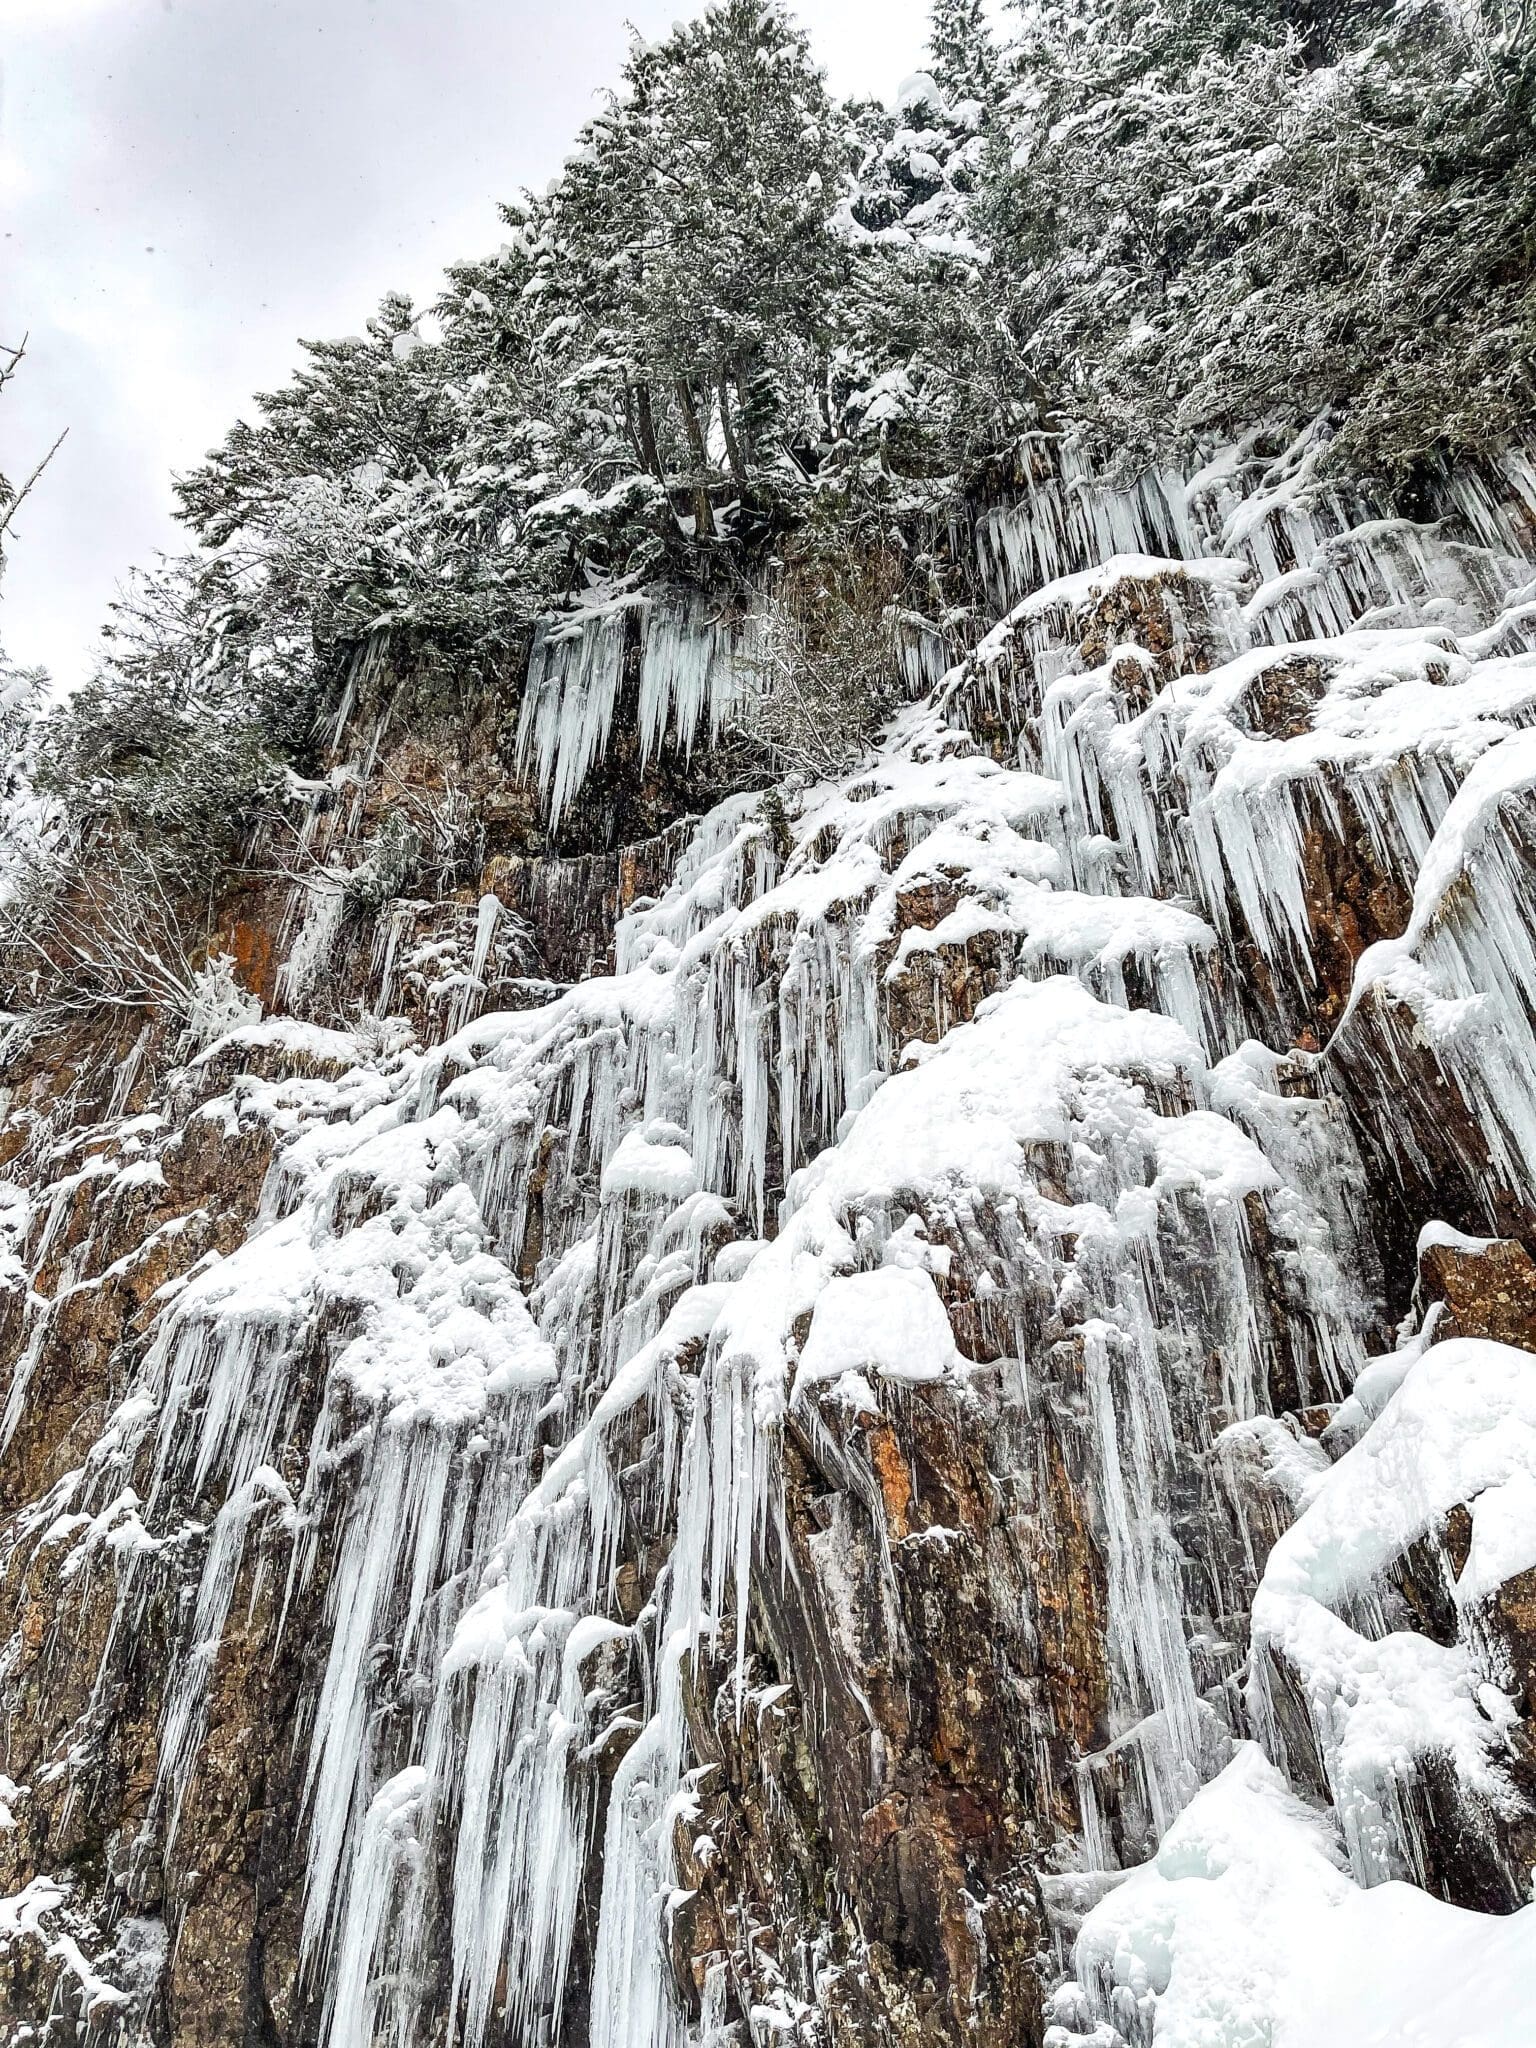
[674,377,716,538]
[717,369,747,486]
[632,380,664,481]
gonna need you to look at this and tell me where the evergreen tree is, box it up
[34,553,315,875]
[540,0,845,533]
[986,0,1536,469]
[99,0,1536,788]
[836,68,1023,476]
[927,0,998,109]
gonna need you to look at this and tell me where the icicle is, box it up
[518,590,752,828]
[516,606,632,828]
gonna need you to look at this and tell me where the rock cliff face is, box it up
[4,436,1536,2047]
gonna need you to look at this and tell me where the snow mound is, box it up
[1051,1743,1536,2048]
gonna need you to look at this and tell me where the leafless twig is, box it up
[0,429,69,548]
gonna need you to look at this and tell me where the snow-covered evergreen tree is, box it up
[38,0,1535,856]
[987,0,1536,468]
[538,0,844,537]
[926,0,999,112]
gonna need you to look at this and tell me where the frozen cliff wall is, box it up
[5,0,1536,2036]
[2,429,1536,2048]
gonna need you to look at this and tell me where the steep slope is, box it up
[3,432,1536,2048]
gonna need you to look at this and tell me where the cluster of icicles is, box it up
[10,421,1536,2046]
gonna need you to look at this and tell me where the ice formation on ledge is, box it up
[1250,1336,1536,1889]
[5,429,1536,2042]
[516,588,748,825]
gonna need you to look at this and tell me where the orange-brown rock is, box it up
[1419,1233,1536,1351]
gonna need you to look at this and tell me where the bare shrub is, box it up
[0,841,252,1047]
[731,550,904,783]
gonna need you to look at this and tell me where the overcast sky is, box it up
[0,0,942,689]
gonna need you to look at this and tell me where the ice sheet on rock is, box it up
[601,1124,700,1204]
[857,786,1215,1048]
[822,975,1194,1191]
[1322,1312,1444,1454]
[275,874,350,1013]
[636,588,746,761]
[294,448,1536,2042]
[709,970,1350,1848]
[1338,728,1536,1198]
[1343,724,1536,998]
[1020,551,1252,623]
[515,601,632,827]
[0,1875,132,2019]
[323,1768,429,2048]
[1131,636,1536,1002]
[22,435,1536,2048]
[973,448,1199,611]
[1260,1336,1536,1613]
[965,480,1536,1059]
[517,588,748,826]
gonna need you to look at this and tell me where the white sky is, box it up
[0,0,942,688]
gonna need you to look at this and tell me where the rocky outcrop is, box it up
[4,439,1536,2046]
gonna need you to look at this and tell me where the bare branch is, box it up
[0,336,29,397]
[729,550,903,784]
[0,429,68,546]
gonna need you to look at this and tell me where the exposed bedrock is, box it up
[4,442,1536,2045]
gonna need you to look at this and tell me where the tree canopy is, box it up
[37,0,1536,822]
